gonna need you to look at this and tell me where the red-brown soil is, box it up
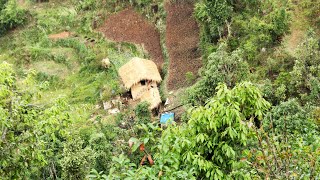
[48,31,71,40]
[99,9,164,67]
[165,2,202,90]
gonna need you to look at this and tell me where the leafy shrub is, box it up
[186,43,249,105]
[76,0,99,11]
[195,0,233,41]
[1,63,74,179]
[35,72,64,89]
[264,99,317,135]
[195,0,290,62]
[60,137,95,180]
[0,0,27,36]
[312,107,320,126]
[289,31,320,105]
[89,133,113,172]
[301,0,320,27]
[154,82,271,179]
[244,99,320,179]
[36,7,77,33]
[0,61,15,105]
[134,101,151,123]
[185,71,196,84]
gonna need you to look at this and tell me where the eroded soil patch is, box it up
[165,2,202,90]
[99,9,164,67]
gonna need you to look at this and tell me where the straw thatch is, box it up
[119,57,162,89]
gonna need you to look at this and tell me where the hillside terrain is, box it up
[1,0,320,179]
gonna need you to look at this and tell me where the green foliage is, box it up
[313,107,320,126]
[0,0,27,36]
[244,99,320,179]
[231,0,290,62]
[264,99,317,136]
[35,72,64,89]
[155,82,271,178]
[0,62,74,179]
[301,0,320,27]
[186,43,249,105]
[195,0,232,41]
[185,71,196,84]
[0,61,15,105]
[60,137,95,180]
[1,0,319,178]
[76,0,100,11]
[87,169,108,180]
[134,101,151,123]
[89,133,113,172]
[289,31,320,104]
[195,0,290,62]
[107,154,137,179]
[36,7,77,33]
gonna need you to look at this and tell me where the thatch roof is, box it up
[119,57,162,89]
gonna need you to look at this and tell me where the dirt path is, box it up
[283,4,309,56]
[99,9,164,67]
[165,2,202,90]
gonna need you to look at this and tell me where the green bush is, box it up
[153,82,271,179]
[36,7,77,33]
[264,99,317,135]
[134,101,151,123]
[89,133,113,172]
[186,43,249,105]
[289,31,320,105]
[0,0,28,36]
[185,71,196,84]
[301,0,320,27]
[244,99,320,179]
[195,0,233,42]
[60,138,95,180]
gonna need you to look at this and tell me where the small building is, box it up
[118,57,162,109]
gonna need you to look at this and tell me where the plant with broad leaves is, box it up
[156,82,271,179]
[186,43,249,105]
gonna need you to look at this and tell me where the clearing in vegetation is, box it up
[98,8,164,67]
[165,1,202,90]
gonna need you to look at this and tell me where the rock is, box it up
[101,58,111,68]
[164,98,170,106]
[103,101,113,110]
[108,108,120,114]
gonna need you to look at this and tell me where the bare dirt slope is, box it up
[99,9,164,67]
[165,2,202,90]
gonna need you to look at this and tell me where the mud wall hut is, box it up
[118,57,162,109]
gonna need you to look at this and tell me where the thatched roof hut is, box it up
[119,57,162,89]
[118,57,162,109]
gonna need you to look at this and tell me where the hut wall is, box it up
[140,87,162,109]
[131,81,157,100]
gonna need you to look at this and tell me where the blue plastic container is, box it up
[160,112,175,124]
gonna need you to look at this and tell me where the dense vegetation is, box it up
[1,0,320,179]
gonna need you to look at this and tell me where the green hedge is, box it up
[0,0,27,36]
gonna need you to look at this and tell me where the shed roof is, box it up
[119,57,162,89]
